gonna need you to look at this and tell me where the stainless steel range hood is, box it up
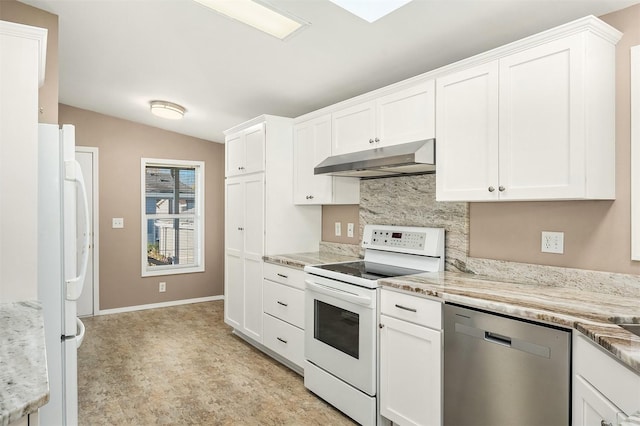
[314,139,435,178]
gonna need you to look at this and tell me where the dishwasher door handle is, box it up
[455,322,551,358]
[485,331,512,347]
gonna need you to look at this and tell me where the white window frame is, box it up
[141,158,205,277]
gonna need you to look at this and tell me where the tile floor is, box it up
[78,300,356,425]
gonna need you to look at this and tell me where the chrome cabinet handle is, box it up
[395,304,417,313]
[498,186,505,192]
[306,195,314,200]
[276,273,288,278]
[375,137,380,142]
[237,227,244,231]
[488,186,495,192]
[277,337,288,344]
[277,300,288,307]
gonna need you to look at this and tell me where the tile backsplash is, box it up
[319,174,640,297]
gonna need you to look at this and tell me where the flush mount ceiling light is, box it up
[149,100,186,120]
[328,0,413,23]
[193,0,309,40]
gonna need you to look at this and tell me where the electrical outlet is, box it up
[112,217,124,229]
[347,223,354,238]
[159,282,166,292]
[541,231,564,254]
[335,222,342,237]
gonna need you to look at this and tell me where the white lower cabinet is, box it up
[572,331,640,426]
[379,289,442,426]
[262,263,306,371]
[263,313,305,368]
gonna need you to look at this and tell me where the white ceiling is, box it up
[19,0,640,143]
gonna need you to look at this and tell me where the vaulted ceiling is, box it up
[20,0,639,142]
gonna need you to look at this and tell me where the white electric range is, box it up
[303,224,445,425]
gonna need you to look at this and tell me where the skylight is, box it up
[328,0,413,23]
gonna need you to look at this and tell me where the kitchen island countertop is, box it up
[0,301,49,426]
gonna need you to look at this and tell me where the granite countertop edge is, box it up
[0,301,50,426]
[265,252,640,374]
[379,271,640,375]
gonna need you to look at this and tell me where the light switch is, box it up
[335,222,342,237]
[112,218,124,229]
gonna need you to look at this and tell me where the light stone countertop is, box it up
[263,251,360,270]
[379,271,640,374]
[0,301,49,426]
[265,251,640,375]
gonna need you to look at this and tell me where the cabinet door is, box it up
[573,375,624,426]
[499,34,585,200]
[331,100,376,155]
[376,80,435,148]
[379,314,442,426]
[293,115,334,204]
[242,175,264,342]
[225,132,244,177]
[243,123,265,174]
[224,252,243,329]
[224,178,244,329]
[436,62,499,201]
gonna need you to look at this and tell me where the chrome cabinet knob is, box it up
[237,227,244,231]
[375,137,380,143]
[601,421,613,426]
[369,138,375,144]
[488,186,495,192]
[499,186,505,192]
[306,195,314,200]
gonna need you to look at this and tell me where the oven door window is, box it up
[314,300,359,359]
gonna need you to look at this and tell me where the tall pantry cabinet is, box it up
[0,21,47,302]
[223,115,320,344]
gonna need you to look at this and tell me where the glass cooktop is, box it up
[313,261,425,281]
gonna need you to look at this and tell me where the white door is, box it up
[76,149,97,317]
[293,115,333,204]
[331,100,376,155]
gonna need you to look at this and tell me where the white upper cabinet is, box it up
[376,81,436,147]
[436,62,499,201]
[331,80,435,155]
[436,17,621,201]
[225,122,265,177]
[293,115,360,205]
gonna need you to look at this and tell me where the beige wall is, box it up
[321,205,359,244]
[322,4,640,275]
[59,104,225,310]
[1,0,58,124]
[469,4,640,275]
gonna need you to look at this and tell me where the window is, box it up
[141,158,205,276]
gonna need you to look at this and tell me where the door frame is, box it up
[76,146,100,315]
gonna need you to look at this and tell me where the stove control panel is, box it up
[370,229,425,250]
[362,225,444,260]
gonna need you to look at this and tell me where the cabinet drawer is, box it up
[380,288,442,329]
[263,262,304,290]
[263,313,304,369]
[263,280,305,328]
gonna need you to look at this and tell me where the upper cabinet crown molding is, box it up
[0,20,47,87]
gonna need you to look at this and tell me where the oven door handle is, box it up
[305,280,373,306]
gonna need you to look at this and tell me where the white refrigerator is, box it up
[38,124,90,426]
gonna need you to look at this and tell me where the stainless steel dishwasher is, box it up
[444,303,571,426]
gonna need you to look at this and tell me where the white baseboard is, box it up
[97,295,224,316]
